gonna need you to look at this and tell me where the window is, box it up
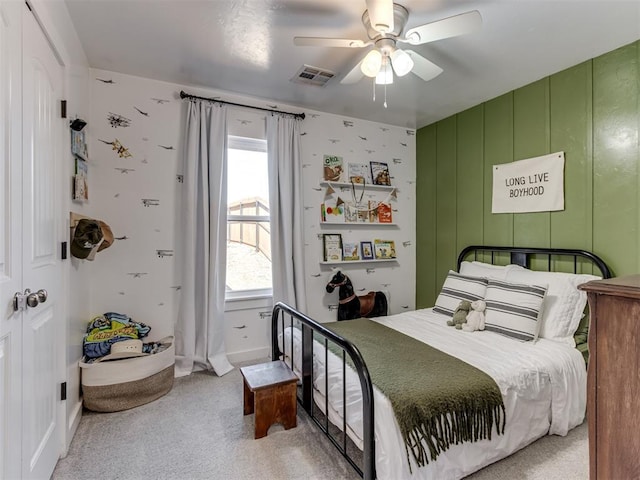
[226,136,272,300]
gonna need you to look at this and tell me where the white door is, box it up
[1,3,63,479]
[0,1,25,479]
[21,3,63,478]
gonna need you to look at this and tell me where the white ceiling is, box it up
[63,0,640,129]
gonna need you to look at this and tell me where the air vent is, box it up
[291,65,336,87]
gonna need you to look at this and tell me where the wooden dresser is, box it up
[579,276,640,480]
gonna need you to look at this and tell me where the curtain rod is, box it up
[179,90,305,120]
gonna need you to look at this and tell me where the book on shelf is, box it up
[344,204,358,223]
[323,155,343,182]
[321,201,345,223]
[73,157,88,201]
[323,234,343,262]
[347,163,371,184]
[368,201,378,223]
[342,241,360,261]
[71,129,88,160]
[377,202,393,223]
[374,239,396,259]
[370,161,390,186]
[360,241,374,260]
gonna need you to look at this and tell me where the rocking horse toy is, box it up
[326,271,388,321]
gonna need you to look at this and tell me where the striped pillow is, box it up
[433,271,488,317]
[484,279,548,341]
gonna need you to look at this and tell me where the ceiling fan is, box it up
[293,0,482,86]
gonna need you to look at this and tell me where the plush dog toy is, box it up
[462,300,486,332]
[447,300,472,329]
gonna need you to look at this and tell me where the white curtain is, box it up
[176,100,233,377]
[267,114,307,311]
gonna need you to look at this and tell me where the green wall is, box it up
[416,40,640,308]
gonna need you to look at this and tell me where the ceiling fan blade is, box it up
[340,59,366,84]
[402,10,482,45]
[294,37,369,48]
[404,50,443,82]
[365,0,394,33]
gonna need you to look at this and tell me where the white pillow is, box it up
[459,261,524,280]
[433,271,488,318]
[484,279,548,342]
[506,268,601,346]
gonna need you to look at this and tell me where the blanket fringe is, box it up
[403,402,506,469]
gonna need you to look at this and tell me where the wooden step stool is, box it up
[240,360,298,439]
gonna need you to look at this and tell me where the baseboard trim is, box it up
[62,399,83,457]
[227,346,270,364]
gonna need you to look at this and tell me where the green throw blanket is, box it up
[325,318,505,468]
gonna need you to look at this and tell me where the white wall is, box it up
[300,114,416,322]
[85,69,415,363]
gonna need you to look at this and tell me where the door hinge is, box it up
[60,382,67,401]
[61,100,67,119]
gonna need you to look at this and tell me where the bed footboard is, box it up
[271,302,375,480]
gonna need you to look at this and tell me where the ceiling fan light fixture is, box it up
[390,48,413,77]
[375,57,393,85]
[361,49,382,77]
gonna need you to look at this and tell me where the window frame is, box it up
[225,135,272,303]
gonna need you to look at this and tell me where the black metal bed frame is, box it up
[271,246,611,480]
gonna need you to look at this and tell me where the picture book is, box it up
[368,201,378,223]
[321,201,345,223]
[323,155,343,182]
[377,202,393,223]
[344,204,358,223]
[71,129,88,160]
[374,239,396,259]
[370,161,390,185]
[342,241,360,261]
[347,163,371,184]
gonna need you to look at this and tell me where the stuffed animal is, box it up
[447,300,472,329]
[462,300,486,332]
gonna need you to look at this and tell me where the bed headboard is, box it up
[457,245,612,279]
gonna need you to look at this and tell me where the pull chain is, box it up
[373,77,376,102]
[384,82,387,109]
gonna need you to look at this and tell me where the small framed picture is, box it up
[360,241,374,260]
[323,234,343,262]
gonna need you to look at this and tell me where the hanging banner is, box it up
[492,152,565,214]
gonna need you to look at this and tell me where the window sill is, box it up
[225,294,272,312]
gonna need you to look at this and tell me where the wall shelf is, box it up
[320,181,395,192]
[320,222,397,227]
[320,258,398,266]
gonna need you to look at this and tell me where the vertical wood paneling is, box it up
[513,79,551,255]
[549,61,593,273]
[593,42,639,277]
[416,40,640,304]
[435,117,457,291]
[416,125,437,307]
[456,106,484,256]
[483,93,514,264]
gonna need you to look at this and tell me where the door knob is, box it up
[26,291,40,308]
[12,288,48,311]
[36,289,48,303]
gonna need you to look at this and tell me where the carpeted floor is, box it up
[52,361,588,480]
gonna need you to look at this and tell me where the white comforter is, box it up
[281,308,586,480]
